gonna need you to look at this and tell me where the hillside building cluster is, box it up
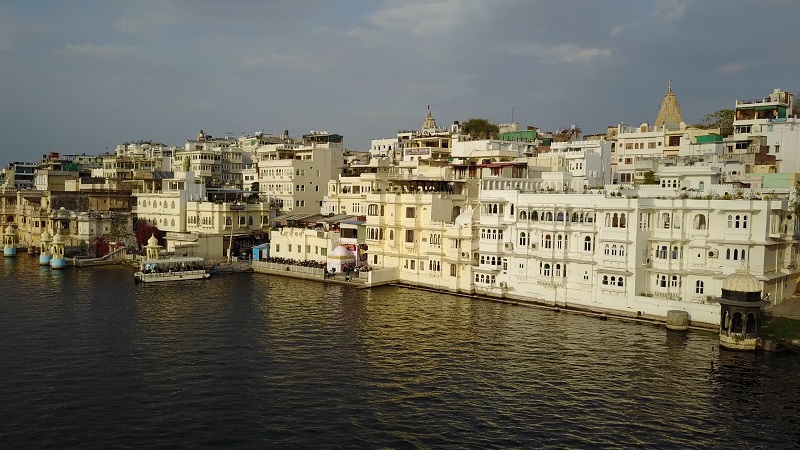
[2,86,799,327]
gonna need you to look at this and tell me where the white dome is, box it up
[331,245,353,258]
[52,232,63,244]
[454,207,475,228]
[4,224,14,235]
[722,268,761,293]
[147,234,160,247]
[40,230,52,241]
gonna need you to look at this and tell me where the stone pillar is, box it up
[666,310,689,331]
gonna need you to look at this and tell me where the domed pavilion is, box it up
[717,268,769,351]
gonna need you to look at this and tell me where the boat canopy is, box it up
[140,257,205,265]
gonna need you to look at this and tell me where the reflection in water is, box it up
[0,256,799,448]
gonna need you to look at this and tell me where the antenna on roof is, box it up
[512,106,515,123]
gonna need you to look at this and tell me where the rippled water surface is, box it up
[1,256,799,448]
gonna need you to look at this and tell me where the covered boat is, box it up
[134,257,210,284]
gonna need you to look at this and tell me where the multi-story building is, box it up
[731,89,800,173]
[476,178,799,326]
[256,131,345,214]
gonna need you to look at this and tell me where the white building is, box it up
[732,89,800,173]
[476,179,799,327]
[256,131,345,214]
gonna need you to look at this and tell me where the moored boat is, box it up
[134,257,211,284]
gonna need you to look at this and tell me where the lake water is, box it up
[1,255,799,448]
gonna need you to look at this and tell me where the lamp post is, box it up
[229,203,245,263]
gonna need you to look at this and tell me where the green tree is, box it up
[462,118,499,139]
[697,109,734,136]
[553,126,582,142]
[793,92,800,118]
[642,170,657,185]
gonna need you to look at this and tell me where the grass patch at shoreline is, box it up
[761,316,800,343]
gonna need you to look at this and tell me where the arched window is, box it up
[545,211,553,222]
[659,245,668,259]
[694,214,706,230]
[543,234,552,249]
[612,213,619,228]
[620,213,626,228]
[660,275,667,287]
[695,280,704,294]
[733,249,739,260]
[731,312,743,333]
[604,244,610,255]
[248,216,254,226]
[726,248,731,259]
[519,232,527,246]
[555,264,562,277]
[543,264,551,277]
[617,277,624,287]
[584,236,592,252]
[671,246,679,259]
[671,276,679,287]
[662,213,671,228]
[602,275,609,285]
[727,215,733,228]
[743,215,748,229]
[226,217,232,226]
[531,211,538,221]
[556,234,564,249]
[735,215,741,229]
[746,313,756,334]
[619,245,626,257]
[170,219,175,227]
[519,211,527,220]
[611,244,618,256]
[557,212,564,222]
[699,181,705,191]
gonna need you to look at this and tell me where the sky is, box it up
[2,0,800,163]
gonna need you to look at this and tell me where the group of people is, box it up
[324,268,353,281]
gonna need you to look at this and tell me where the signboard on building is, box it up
[404,148,430,156]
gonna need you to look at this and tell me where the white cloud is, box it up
[652,0,689,22]
[366,0,487,38]
[716,62,743,74]
[544,44,612,64]
[54,43,138,59]
[610,26,622,37]
[112,2,180,38]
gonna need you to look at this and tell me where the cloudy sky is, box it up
[2,0,799,163]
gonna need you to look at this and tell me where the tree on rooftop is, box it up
[462,118,499,139]
[553,125,582,142]
[696,109,734,137]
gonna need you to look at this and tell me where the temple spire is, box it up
[655,81,683,128]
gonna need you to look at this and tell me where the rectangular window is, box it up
[406,207,416,219]
[405,230,414,243]
[668,136,681,146]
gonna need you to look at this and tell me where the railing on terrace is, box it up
[252,260,325,278]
